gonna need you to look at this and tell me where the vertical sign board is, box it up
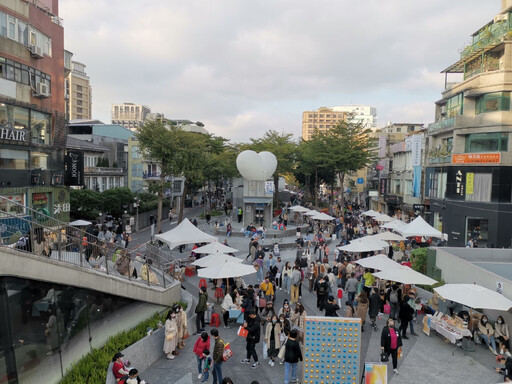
[303,316,362,384]
[64,151,84,186]
[364,363,387,384]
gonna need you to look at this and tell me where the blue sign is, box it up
[357,178,364,184]
[0,215,32,240]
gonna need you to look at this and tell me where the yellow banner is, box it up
[466,172,474,195]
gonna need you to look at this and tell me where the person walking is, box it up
[284,329,303,384]
[356,290,369,332]
[237,207,243,223]
[381,318,402,375]
[193,332,211,380]
[369,288,382,332]
[195,286,208,335]
[211,329,224,384]
[387,284,402,321]
[324,296,340,317]
[282,262,292,293]
[264,315,282,366]
[290,266,301,304]
[240,310,261,369]
[344,273,358,303]
[398,295,414,339]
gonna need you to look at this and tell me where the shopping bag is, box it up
[237,326,248,338]
[398,347,403,359]
[380,352,389,362]
[222,342,233,362]
[278,339,287,359]
[383,304,391,314]
[262,341,268,359]
[259,297,267,308]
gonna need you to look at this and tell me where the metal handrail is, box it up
[0,196,175,287]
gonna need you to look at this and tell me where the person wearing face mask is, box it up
[164,309,179,360]
[278,299,291,319]
[265,315,282,367]
[260,301,276,328]
[479,315,498,355]
[381,318,402,375]
[495,315,512,357]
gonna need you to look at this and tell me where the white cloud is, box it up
[60,0,500,141]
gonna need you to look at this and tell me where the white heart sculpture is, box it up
[236,150,277,181]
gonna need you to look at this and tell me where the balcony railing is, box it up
[428,155,451,164]
[428,117,455,133]
[84,167,124,175]
[460,21,510,59]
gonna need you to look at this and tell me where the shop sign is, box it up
[455,170,464,196]
[65,151,84,186]
[413,204,425,211]
[0,127,26,142]
[452,153,500,164]
[265,181,274,194]
[466,172,474,195]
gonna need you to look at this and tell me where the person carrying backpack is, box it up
[315,275,329,311]
[290,266,302,304]
[387,284,402,321]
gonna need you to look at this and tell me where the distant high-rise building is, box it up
[65,60,92,120]
[332,105,377,129]
[301,107,348,140]
[111,103,150,131]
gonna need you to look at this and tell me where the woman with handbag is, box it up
[380,318,402,375]
[164,309,179,360]
[265,315,282,366]
[177,305,188,349]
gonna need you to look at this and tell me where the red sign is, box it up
[452,153,501,164]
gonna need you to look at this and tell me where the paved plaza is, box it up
[124,213,506,384]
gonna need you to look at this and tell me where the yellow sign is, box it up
[466,172,474,195]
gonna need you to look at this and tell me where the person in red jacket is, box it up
[193,332,211,380]
[112,352,129,381]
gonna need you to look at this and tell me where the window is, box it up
[77,100,82,106]
[465,132,508,152]
[76,92,83,98]
[476,92,510,114]
[30,111,51,145]
[396,127,401,132]
[0,12,6,36]
[465,173,492,202]
[30,152,48,170]
[447,93,464,117]
[0,149,28,169]
[426,170,447,198]
[76,85,83,91]
[7,15,15,40]
[77,107,83,113]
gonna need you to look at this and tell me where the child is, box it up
[201,349,212,382]
[337,284,344,308]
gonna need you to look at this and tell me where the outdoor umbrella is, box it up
[380,220,406,231]
[373,265,438,285]
[337,237,390,253]
[372,232,406,242]
[396,216,443,238]
[355,254,402,271]
[197,262,257,279]
[288,206,310,213]
[304,210,320,216]
[362,210,379,217]
[192,253,243,268]
[155,218,217,249]
[434,284,512,311]
[311,212,335,221]
[192,241,239,255]
[69,220,92,226]
[373,213,394,222]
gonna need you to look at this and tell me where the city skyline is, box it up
[60,0,498,142]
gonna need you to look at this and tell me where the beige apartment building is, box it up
[112,102,151,131]
[301,107,347,140]
[66,60,92,120]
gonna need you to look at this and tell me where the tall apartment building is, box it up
[425,0,512,247]
[65,59,92,120]
[301,107,348,140]
[0,0,70,223]
[332,105,377,129]
[111,102,150,131]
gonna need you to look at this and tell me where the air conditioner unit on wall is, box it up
[34,82,50,98]
[29,45,43,59]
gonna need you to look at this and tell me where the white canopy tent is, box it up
[69,220,92,227]
[355,254,402,271]
[197,262,257,279]
[311,212,335,221]
[304,210,320,216]
[396,216,443,238]
[288,206,310,213]
[380,220,406,231]
[338,237,390,253]
[434,284,512,311]
[362,210,379,217]
[155,218,217,250]
[373,266,437,285]
[373,213,394,223]
[192,242,239,254]
[372,232,406,242]
[192,254,242,268]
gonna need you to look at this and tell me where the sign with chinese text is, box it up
[411,135,423,166]
[452,153,500,164]
[466,172,474,195]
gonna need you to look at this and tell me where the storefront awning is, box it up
[243,197,272,204]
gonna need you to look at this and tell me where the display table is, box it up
[425,315,473,355]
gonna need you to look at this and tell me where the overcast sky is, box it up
[60,0,499,142]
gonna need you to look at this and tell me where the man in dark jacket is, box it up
[284,329,303,384]
[241,287,255,320]
[195,286,208,334]
[240,310,261,369]
[210,329,224,384]
[324,296,340,317]
[398,295,414,339]
[315,274,329,311]
[369,288,382,331]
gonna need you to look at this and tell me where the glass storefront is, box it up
[0,277,135,384]
[466,217,489,248]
